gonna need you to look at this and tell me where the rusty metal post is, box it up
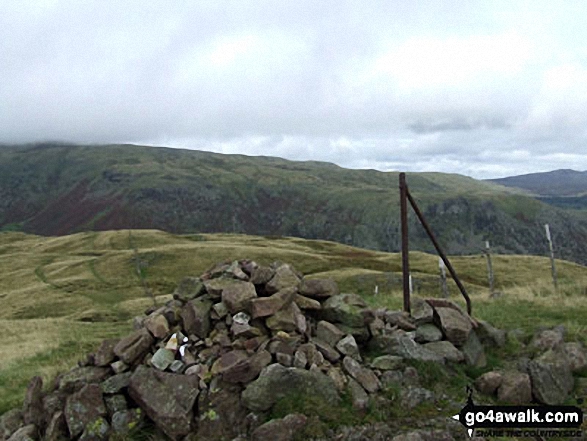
[405,188,472,315]
[399,173,410,314]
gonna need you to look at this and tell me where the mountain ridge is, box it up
[1,143,587,264]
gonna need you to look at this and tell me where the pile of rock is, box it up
[1,259,585,441]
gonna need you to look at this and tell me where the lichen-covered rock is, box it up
[476,320,506,348]
[530,329,564,352]
[150,348,176,371]
[370,334,444,363]
[528,349,574,405]
[173,277,205,302]
[111,408,145,434]
[113,328,154,365]
[58,366,111,392]
[401,387,434,410]
[212,349,272,383]
[64,384,107,438]
[266,303,298,332]
[322,294,369,327]
[411,298,434,325]
[79,416,109,441]
[250,266,275,285]
[100,372,132,394]
[0,410,23,440]
[294,294,321,310]
[241,364,340,412]
[128,366,199,440]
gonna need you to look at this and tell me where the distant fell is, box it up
[489,169,587,197]
[1,143,587,264]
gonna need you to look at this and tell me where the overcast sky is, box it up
[1,1,586,179]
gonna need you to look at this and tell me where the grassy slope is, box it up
[2,143,587,265]
[1,230,586,415]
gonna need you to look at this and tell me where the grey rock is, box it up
[423,341,464,363]
[347,378,369,411]
[111,408,144,434]
[411,299,434,325]
[169,360,185,373]
[266,265,301,294]
[401,387,435,409]
[242,364,340,412]
[336,323,371,344]
[181,298,213,339]
[299,278,339,298]
[215,349,272,383]
[475,371,503,396]
[221,281,257,314]
[531,329,564,352]
[433,307,472,346]
[266,303,297,332]
[101,372,132,394]
[79,416,109,441]
[497,371,532,405]
[371,355,404,371]
[250,266,275,285]
[294,294,321,310]
[476,320,506,348]
[251,413,307,441]
[22,376,43,428]
[322,294,369,327]
[276,352,293,366]
[528,349,574,405]
[6,425,37,441]
[173,277,205,302]
[342,356,380,393]
[316,321,345,347]
[0,409,23,440]
[370,334,445,363]
[293,350,308,369]
[110,360,129,374]
[58,366,111,392]
[104,395,128,416]
[312,338,342,363]
[64,384,107,438]
[151,348,176,371]
[336,335,361,361]
[144,314,170,339]
[44,411,67,441]
[113,328,154,365]
[461,331,487,368]
[249,287,296,318]
[415,324,443,343]
[563,342,587,372]
[93,338,118,367]
[128,365,199,440]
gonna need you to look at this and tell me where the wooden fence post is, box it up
[484,241,496,297]
[545,224,558,291]
[439,257,449,298]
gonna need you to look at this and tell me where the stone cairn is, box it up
[1,260,585,441]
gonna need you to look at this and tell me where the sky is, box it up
[1,1,587,179]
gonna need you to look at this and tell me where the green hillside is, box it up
[1,230,586,415]
[1,143,587,265]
